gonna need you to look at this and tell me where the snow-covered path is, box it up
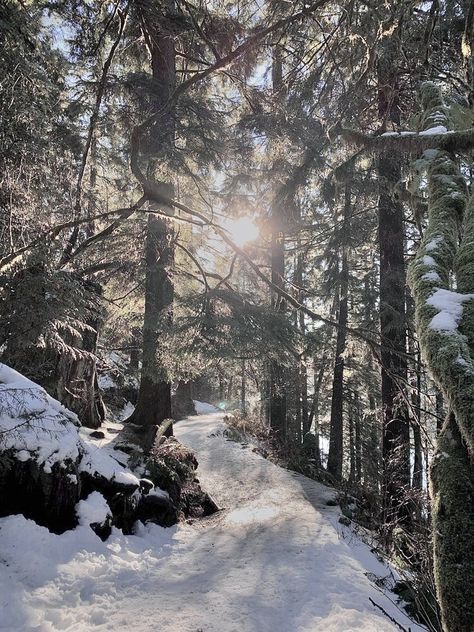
[0,412,425,632]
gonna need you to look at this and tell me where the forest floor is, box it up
[0,409,426,632]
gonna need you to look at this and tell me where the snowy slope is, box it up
[0,411,425,632]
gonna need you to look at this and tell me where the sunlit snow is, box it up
[0,410,426,632]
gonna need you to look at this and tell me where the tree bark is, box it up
[354,391,362,483]
[241,358,247,416]
[377,38,411,523]
[127,209,174,444]
[327,183,351,479]
[57,316,105,429]
[126,0,176,449]
[269,43,287,441]
[173,380,196,419]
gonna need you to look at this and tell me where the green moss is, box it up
[430,415,474,632]
[408,83,474,632]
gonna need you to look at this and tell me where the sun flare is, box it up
[226,216,259,247]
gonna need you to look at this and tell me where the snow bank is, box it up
[193,400,219,414]
[419,125,448,135]
[0,410,425,632]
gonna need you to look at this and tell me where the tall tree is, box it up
[126,0,177,447]
[327,181,351,479]
[376,22,411,523]
[269,42,288,441]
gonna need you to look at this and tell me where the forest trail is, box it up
[0,411,425,632]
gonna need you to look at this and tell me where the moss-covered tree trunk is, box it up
[408,82,474,632]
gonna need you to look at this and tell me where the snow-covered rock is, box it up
[0,363,83,532]
[0,363,183,535]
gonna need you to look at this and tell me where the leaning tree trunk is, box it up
[408,82,474,632]
[126,0,176,450]
[376,38,411,524]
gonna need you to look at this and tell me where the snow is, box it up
[97,374,117,390]
[0,411,425,632]
[419,125,448,136]
[380,131,415,137]
[427,288,474,331]
[422,271,441,282]
[148,487,170,500]
[79,437,140,487]
[380,128,448,137]
[423,148,440,160]
[118,401,135,421]
[77,492,110,526]
[0,363,78,424]
[0,363,82,468]
[425,235,443,251]
[0,363,142,488]
[194,399,219,414]
[456,355,469,368]
[422,255,436,266]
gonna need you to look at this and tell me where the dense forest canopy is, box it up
[1,1,474,630]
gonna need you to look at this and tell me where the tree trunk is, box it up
[56,279,105,429]
[348,402,355,482]
[407,295,423,492]
[435,387,444,434]
[377,40,411,523]
[173,380,196,419]
[126,0,176,450]
[327,183,351,479]
[307,357,325,468]
[57,317,105,429]
[296,228,308,442]
[241,359,246,416]
[269,44,287,441]
[363,390,380,491]
[354,391,362,483]
[411,350,423,492]
[407,83,474,631]
[127,210,174,444]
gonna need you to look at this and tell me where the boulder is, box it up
[146,437,219,518]
[0,364,83,532]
